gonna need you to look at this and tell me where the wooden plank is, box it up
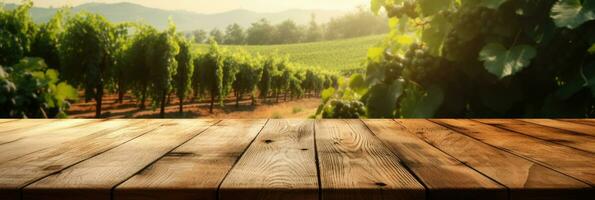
[23,119,219,200]
[0,119,170,200]
[315,119,424,200]
[219,119,318,200]
[400,119,592,199]
[0,119,19,124]
[433,119,595,186]
[477,119,595,153]
[0,119,122,163]
[0,119,56,133]
[362,119,505,200]
[560,119,595,126]
[520,119,595,137]
[115,119,267,200]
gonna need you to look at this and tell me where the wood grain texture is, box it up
[433,119,595,186]
[400,119,592,199]
[23,119,218,200]
[0,119,169,200]
[476,119,595,153]
[0,119,118,163]
[115,119,267,200]
[520,119,595,137]
[219,119,318,200]
[560,119,595,126]
[0,119,19,124]
[363,119,506,200]
[0,119,56,133]
[315,119,424,200]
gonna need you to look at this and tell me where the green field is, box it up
[195,35,385,71]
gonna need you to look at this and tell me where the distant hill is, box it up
[2,2,347,31]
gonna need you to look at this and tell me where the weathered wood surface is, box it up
[0,119,592,200]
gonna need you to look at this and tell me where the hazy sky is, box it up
[3,0,370,13]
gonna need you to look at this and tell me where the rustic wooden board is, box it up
[402,119,592,199]
[0,119,57,133]
[115,119,267,200]
[22,119,218,200]
[0,119,19,124]
[433,119,595,186]
[0,119,169,200]
[315,119,425,200]
[520,119,595,137]
[219,119,318,200]
[476,119,595,153]
[363,119,506,200]
[560,119,595,126]
[0,119,120,163]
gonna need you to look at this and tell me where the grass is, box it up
[195,35,385,71]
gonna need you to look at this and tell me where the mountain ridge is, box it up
[2,2,348,31]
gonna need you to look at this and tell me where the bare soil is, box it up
[67,94,320,119]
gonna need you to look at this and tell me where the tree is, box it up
[60,12,119,118]
[195,39,224,113]
[0,1,37,66]
[305,14,322,42]
[273,20,303,44]
[209,28,224,44]
[224,23,245,44]
[147,23,179,118]
[191,29,207,43]
[246,19,275,45]
[173,36,194,113]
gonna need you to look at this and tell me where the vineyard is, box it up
[1,0,594,119]
[0,1,339,118]
[319,0,595,118]
[195,35,384,71]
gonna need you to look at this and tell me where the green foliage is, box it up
[0,1,36,66]
[350,0,595,118]
[0,58,77,118]
[479,43,537,79]
[232,54,262,103]
[29,9,64,71]
[59,12,121,117]
[195,39,224,112]
[196,34,384,71]
[173,35,194,112]
[550,0,595,29]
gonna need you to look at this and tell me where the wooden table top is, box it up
[0,119,593,200]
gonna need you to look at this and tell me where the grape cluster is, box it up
[401,43,440,84]
[323,99,366,119]
[386,1,418,19]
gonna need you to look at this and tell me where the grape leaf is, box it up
[422,16,451,56]
[460,0,507,9]
[481,0,507,9]
[400,85,444,118]
[419,0,452,16]
[589,43,595,54]
[365,81,403,118]
[479,43,537,79]
[551,0,595,29]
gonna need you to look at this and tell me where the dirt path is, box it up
[67,95,321,119]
